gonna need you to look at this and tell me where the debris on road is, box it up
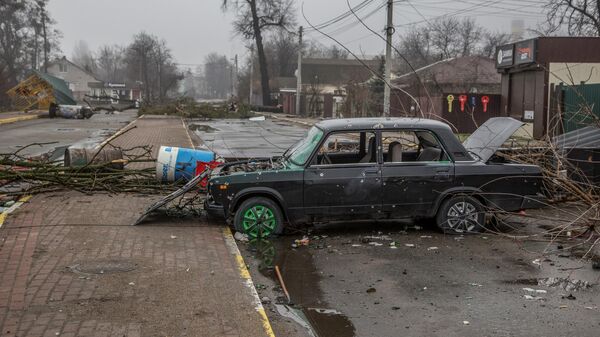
[523,288,547,294]
[234,232,249,242]
[294,236,310,247]
[523,295,545,301]
[275,265,291,303]
[538,277,592,292]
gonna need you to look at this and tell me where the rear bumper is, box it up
[520,194,547,210]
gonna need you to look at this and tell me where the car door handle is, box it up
[364,168,379,175]
[435,168,451,180]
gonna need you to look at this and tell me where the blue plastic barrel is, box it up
[156,146,215,182]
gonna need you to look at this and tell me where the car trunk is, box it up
[462,117,525,162]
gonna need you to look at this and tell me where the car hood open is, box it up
[463,117,525,162]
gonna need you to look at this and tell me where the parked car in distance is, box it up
[205,117,545,238]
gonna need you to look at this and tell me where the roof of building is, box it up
[315,117,451,132]
[48,57,102,82]
[394,56,500,85]
[32,70,77,105]
[302,57,380,87]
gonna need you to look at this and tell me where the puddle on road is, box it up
[189,124,218,133]
[246,239,356,337]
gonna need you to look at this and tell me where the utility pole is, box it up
[234,54,238,97]
[295,26,303,116]
[383,0,393,117]
[249,46,254,105]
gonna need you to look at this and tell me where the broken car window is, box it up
[287,126,324,166]
[382,130,448,163]
[315,131,377,165]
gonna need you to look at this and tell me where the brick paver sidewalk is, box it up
[0,116,270,337]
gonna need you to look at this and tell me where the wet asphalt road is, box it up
[193,117,600,336]
[240,216,600,337]
[0,111,136,158]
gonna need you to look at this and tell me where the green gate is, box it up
[562,83,600,133]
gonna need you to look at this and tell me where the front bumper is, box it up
[204,195,225,217]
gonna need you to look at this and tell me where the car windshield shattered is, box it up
[285,126,323,166]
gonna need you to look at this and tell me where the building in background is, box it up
[496,37,600,138]
[46,57,102,102]
[279,58,380,117]
[391,56,502,133]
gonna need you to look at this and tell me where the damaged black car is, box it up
[205,117,545,238]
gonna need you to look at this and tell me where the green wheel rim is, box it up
[242,205,277,238]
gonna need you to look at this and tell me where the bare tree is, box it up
[96,45,125,83]
[430,17,461,59]
[203,53,232,99]
[398,28,434,70]
[71,40,96,73]
[397,17,489,73]
[481,31,512,58]
[221,0,295,106]
[546,0,600,36]
[0,0,60,108]
[262,31,298,77]
[124,32,181,102]
[458,18,483,56]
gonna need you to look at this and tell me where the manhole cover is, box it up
[69,259,137,275]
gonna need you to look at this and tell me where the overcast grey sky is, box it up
[48,0,547,66]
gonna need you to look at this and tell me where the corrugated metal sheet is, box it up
[32,70,77,105]
[562,83,600,133]
[554,126,600,149]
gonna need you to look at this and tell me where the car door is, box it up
[303,130,382,220]
[381,129,455,218]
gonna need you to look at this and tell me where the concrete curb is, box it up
[0,115,40,126]
[222,227,276,337]
[0,195,32,228]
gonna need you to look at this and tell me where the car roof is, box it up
[314,117,451,132]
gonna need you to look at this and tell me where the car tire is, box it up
[436,195,486,234]
[234,197,284,239]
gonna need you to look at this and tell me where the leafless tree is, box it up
[0,0,59,108]
[398,28,434,70]
[264,31,298,77]
[203,53,232,99]
[481,31,512,58]
[221,0,296,106]
[124,32,181,103]
[430,17,461,59]
[397,17,492,73]
[459,18,483,56]
[96,45,126,83]
[545,0,600,36]
[71,40,96,73]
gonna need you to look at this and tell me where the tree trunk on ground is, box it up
[249,0,271,106]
